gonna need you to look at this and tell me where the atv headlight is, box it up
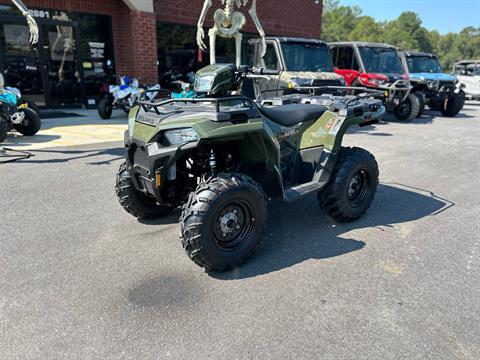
[164,128,199,145]
[194,75,215,93]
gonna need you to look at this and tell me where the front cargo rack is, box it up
[138,96,255,115]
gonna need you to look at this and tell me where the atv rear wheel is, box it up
[13,108,41,136]
[98,98,113,119]
[318,147,379,222]
[115,162,173,219]
[440,90,465,117]
[393,93,420,121]
[0,118,7,142]
[180,172,268,271]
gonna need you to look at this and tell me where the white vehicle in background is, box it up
[453,61,480,100]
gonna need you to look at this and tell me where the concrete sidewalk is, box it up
[1,108,128,150]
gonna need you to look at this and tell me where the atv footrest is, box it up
[283,181,325,203]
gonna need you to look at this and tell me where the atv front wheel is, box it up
[13,108,41,136]
[440,90,465,117]
[393,93,420,121]
[318,147,379,222]
[180,172,268,271]
[115,162,173,219]
[98,98,113,119]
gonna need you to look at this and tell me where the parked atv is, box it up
[401,51,465,117]
[329,42,419,121]
[0,74,41,142]
[246,37,346,99]
[97,76,160,119]
[452,60,480,101]
[115,64,385,271]
[4,86,41,117]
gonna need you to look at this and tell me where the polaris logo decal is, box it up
[137,110,161,126]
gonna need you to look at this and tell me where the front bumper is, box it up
[378,80,412,107]
[124,131,197,201]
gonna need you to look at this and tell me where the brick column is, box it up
[112,7,158,84]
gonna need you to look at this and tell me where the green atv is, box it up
[116,64,385,271]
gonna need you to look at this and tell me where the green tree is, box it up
[383,12,433,52]
[348,16,384,43]
[322,3,362,42]
[321,2,479,71]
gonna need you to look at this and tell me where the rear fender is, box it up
[300,108,383,152]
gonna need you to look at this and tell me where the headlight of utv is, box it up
[427,80,437,90]
[164,128,199,145]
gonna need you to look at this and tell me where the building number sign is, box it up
[27,9,50,19]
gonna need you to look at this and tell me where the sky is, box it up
[338,0,480,34]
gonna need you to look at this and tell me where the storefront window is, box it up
[3,23,31,54]
[157,22,256,90]
[0,6,115,106]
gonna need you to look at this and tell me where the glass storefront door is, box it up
[0,20,45,105]
[41,19,82,106]
[1,8,114,107]
[0,15,82,106]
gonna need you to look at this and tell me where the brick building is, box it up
[0,0,323,106]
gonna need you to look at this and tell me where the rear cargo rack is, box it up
[258,86,384,100]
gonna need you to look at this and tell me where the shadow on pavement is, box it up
[11,146,125,165]
[128,274,202,308]
[1,133,61,147]
[40,114,127,130]
[347,121,393,136]
[138,210,181,226]
[210,182,454,280]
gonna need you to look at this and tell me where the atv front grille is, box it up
[129,143,150,169]
[139,175,155,195]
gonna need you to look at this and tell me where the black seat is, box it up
[259,104,328,127]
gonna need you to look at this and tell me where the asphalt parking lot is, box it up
[1,103,479,359]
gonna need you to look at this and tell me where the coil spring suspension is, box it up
[209,149,217,177]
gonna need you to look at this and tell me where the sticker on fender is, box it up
[325,118,343,134]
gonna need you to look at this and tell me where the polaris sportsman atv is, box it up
[116,64,385,271]
[401,51,465,117]
[0,74,41,142]
[329,42,419,121]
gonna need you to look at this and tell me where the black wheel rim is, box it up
[213,201,255,251]
[396,100,411,117]
[347,169,372,207]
